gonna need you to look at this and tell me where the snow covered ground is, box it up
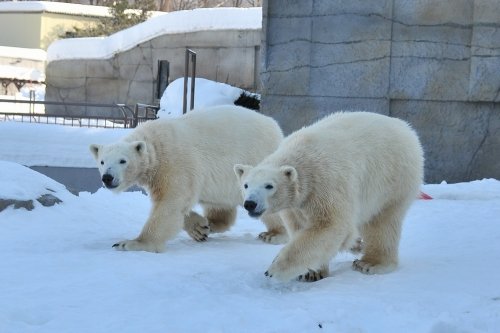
[0,159,499,332]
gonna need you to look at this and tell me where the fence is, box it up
[0,99,158,128]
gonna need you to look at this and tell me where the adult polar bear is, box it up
[235,111,424,282]
[90,105,286,253]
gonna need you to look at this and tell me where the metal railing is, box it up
[183,48,197,114]
[0,99,158,128]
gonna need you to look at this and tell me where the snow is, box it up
[0,65,45,82]
[158,77,245,117]
[0,161,499,332]
[0,46,47,62]
[47,7,261,62]
[0,161,72,201]
[0,1,111,17]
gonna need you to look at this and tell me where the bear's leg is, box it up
[113,199,185,253]
[259,213,288,244]
[353,201,411,274]
[266,214,351,282]
[204,207,237,233]
[183,211,210,242]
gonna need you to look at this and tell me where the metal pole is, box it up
[190,52,196,111]
[183,48,197,114]
[183,50,189,114]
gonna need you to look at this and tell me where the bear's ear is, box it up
[89,144,101,160]
[281,165,297,182]
[132,141,147,155]
[234,164,252,180]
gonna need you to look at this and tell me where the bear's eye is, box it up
[265,184,274,190]
[244,184,248,189]
[120,159,127,164]
[100,160,104,165]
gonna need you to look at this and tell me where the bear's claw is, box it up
[297,269,326,282]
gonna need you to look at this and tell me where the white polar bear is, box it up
[234,111,424,282]
[90,105,286,253]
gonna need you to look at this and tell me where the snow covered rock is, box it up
[0,161,75,212]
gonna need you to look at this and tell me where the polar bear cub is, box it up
[90,105,286,253]
[234,111,424,282]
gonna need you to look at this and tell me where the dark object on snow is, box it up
[37,194,63,207]
[0,199,34,212]
[234,91,260,111]
[0,193,63,212]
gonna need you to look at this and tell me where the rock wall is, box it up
[260,0,500,183]
[45,29,260,117]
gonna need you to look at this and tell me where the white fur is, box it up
[235,111,424,282]
[90,105,286,252]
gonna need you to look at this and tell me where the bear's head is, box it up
[234,164,298,218]
[89,141,147,193]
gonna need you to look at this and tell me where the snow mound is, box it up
[158,77,244,118]
[0,161,75,211]
[47,7,261,62]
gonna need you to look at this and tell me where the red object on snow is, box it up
[419,191,433,200]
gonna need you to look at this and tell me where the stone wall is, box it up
[261,0,500,183]
[46,29,260,117]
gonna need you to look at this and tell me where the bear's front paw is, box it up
[112,239,165,253]
[265,256,309,282]
[297,267,329,282]
[258,231,288,245]
[352,259,396,275]
[184,212,210,242]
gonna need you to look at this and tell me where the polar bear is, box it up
[234,111,424,282]
[90,105,286,253]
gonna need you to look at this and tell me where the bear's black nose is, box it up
[102,174,114,186]
[244,200,257,212]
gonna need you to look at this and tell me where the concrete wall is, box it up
[0,11,100,50]
[261,0,500,183]
[45,29,260,117]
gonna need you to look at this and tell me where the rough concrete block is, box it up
[86,78,119,104]
[313,0,392,16]
[469,56,500,102]
[262,95,389,134]
[86,59,116,79]
[47,60,86,79]
[261,66,310,96]
[312,13,391,44]
[118,64,153,82]
[127,81,153,105]
[390,56,470,101]
[266,0,312,17]
[394,0,473,25]
[266,17,311,46]
[310,55,390,98]
[216,47,256,90]
[391,100,494,183]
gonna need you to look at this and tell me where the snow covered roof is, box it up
[0,1,110,17]
[47,7,262,62]
[0,46,47,62]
